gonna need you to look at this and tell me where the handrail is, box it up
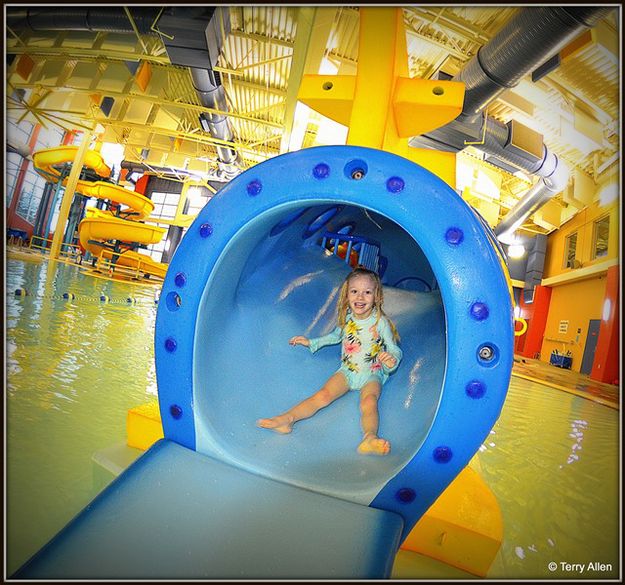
[320,231,380,272]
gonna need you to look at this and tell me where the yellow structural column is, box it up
[297,7,465,187]
[49,128,95,260]
[346,8,399,148]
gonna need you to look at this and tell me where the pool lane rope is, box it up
[12,288,159,305]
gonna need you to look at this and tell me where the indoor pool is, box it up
[5,256,620,579]
[6,256,159,575]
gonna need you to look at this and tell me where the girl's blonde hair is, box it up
[337,266,400,342]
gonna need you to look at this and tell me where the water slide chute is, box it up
[16,145,513,578]
[32,146,167,278]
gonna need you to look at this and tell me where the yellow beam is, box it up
[6,45,171,66]
[297,7,464,186]
[11,78,285,130]
[279,6,317,153]
[297,75,355,127]
[49,128,95,260]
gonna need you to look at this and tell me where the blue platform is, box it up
[15,440,403,579]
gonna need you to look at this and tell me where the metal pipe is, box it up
[190,68,241,176]
[6,8,160,34]
[7,7,241,178]
[412,6,610,239]
[494,157,569,240]
[454,6,612,120]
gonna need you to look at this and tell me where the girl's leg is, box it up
[257,371,350,433]
[357,379,390,455]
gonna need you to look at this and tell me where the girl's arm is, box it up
[307,326,343,354]
[378,318,402,373]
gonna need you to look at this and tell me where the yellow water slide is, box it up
[32,146,167,278]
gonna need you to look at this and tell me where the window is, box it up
[6,115,34,208]
[592,216,610,259]
[563,231,578,269]
[150,191,180,220]
[16,169,47,224]
[145,222,170,263]
[6,153,22,207]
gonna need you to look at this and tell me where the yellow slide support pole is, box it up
[346,8,399,148]
[49,129,95,261]
[297,7,464,187]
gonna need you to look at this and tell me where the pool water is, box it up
[5,256,620,579]
[6,257,159,575]
[473,377,619,579]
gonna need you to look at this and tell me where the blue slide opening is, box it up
[155,145,513,539]
[193,202,446,503]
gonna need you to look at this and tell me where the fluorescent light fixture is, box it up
[598,183,618,207]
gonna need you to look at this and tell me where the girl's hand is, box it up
[289,336,310,347]
[378,351,397,368]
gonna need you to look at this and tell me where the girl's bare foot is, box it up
[357,432,391,455]
[257,414,295,434]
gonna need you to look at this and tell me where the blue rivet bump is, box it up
[466,380,486,399]
[174,272,187,288]
[247,180,262,196]
[386,176,405,193]
[433,446,453,463]
[470,302,489,321]
[445,227,464,245]
[199,223,213,238]
[396,488,416,503]
[313,163,330,179]
[165,337,177,353]
[170,404,183,419]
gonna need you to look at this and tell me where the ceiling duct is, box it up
[120,160,230,184]
[409,6,611,239]
[6,7,241,180]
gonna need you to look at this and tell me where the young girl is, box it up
[258,266,402,456]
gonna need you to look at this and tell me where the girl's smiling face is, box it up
[347,274,376,319]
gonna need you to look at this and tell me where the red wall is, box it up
[516,285,552,359]
[591,265,620,384]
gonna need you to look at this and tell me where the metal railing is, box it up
[320,231,380,272]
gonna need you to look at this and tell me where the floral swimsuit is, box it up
[308,310,402,390]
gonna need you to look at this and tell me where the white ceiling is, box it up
[6,5,621,237]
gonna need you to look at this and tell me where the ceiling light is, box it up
[598,183,618,207]
[507,244,526,259]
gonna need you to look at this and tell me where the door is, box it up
[580,319,601,375]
